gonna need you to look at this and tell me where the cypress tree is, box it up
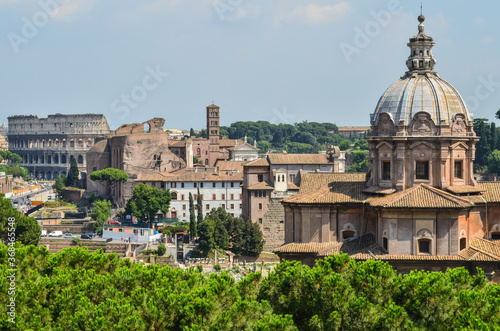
[189,193,197,238]
[197,187,203,225]
[65,157,79,187]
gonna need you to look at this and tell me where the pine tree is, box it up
[189,193,197,238]
[197,187,203,225]
[244,221,264,256]
[190,128,195,137]
[65,157,80,187]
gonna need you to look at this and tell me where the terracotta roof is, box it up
[168,171,243,182]
[283,182,367,204]
[475,182,500,203]
[298,172,365,193]
[274,242,338,254]
[247,182,274,190]
[267,153,330,165]
[214,161,246,172]
[447,185,485,194]
[363,186,396,195]
[169,141,185,148]
[368,184,475,209]
[352,254,470,261]
[136,172,175,182]
[458,248,500,262]
[287,182,299,190]
[468,237,500,259]
[244,158,269,167]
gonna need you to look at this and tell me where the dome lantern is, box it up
[405,15,437,74]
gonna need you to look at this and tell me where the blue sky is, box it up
[1,0,499,130]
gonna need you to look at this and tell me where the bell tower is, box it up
[206,104,220,145]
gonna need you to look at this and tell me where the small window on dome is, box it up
[419,60,423,67]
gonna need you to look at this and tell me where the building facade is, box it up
[276,15,500,277]
[242,148,341,250]
[7,114,111,180]
[136,161,245,222]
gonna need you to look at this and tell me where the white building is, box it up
[136,161,246,222]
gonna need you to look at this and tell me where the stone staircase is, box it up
[262,198,286,251]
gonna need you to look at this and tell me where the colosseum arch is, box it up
[41,139,45,148]
[47,139,52,147]
[47,155,52,164]
[69,139,75,148]
[77,155,83,164]
[54,155,59,164]
[86,138,92,147]
[61,155,67,164]
[54,139,59,147]
[62,139,67,148]
[78,139,83,148]
[35,140,39,148]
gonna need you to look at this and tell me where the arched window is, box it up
[61,155,67,164]
[197,148,201,156]
[70,139,75,148]
[78,139,83,148]
[342,231,355,240]
[77,155,83,164]
[41,140,45,148]
[205,159,209,165]
[54,155,59,164]
[87,139,92,147]
[171,192,178,200]
[62,139,67,147]
[47,139,52,147]
[460,238,467,251]
[47,155,52,164]
[341,223,357,240]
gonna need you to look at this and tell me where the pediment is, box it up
[235,143,259,151]
[376,141,395,150]
[409,141,436,150]
[450,141,469,150]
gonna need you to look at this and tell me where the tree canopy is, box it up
[1,245,499,330]
[89,168,129,200]
[0,194,41,246]
[0,150,22,165]
[53,174,67,198]
[125,184,171,222]
[189,192,197,238]
[90,200,112,234]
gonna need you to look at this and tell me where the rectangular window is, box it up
[181,194,185,200]
[382,161,391,180]
[258,174,263,182]
[231,182,234,188]
[222,204,225,209]
[194,183,197,188]
[239,194,242,199]
[259,203,262,210]
[200,183,204,188]
[212,182,216,188]
[222,182,225,188]
[182,204,186,210]
[201,194,204,200]
[263,191,267,198]
[194,194,197,200]
[172,182,177,188]
[181,183,184,188]
[230,204,234,209]
[206,204,210,210]
[258,218,263,224]
[230,193,234,200]
[416,161,429,180]
[418,240,430,254]
[254,191,258,198]
[454,161,463,179]
[212,194,216,200]
[289,174,296,182]
[222,194,225,200]
[239,204,242,209]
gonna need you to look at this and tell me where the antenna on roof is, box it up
[420,2,422,15]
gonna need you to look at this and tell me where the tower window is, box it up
[382,161,391,180]
[416,161,429,180]
[460,238,466,251]
[419,60,423,67]
[454,161,463,179]
[383,237,388,251]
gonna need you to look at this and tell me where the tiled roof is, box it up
[218,139,243,147]
[274,242,338,254]
[247,182,274,190]
[475,182,500,203]
[469,237,500,259]
[214,161,246,172]
[447,185,485,194]
[458,248,500,262]
[363,186,396,195]
[267,153,330,165]
[287,182,299,190]
[244,158,269,167]
[298,172,365,193]
[168,171,243,182]
[169,141,186,147]
[283,182,368,204]
[136,172,175,182]
[369,184,474,209]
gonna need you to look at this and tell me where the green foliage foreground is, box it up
[1,246,500,330]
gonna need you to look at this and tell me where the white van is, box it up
[41,230,47,237]
[48,231,63,237]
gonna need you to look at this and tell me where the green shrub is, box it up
[157,243,166,256]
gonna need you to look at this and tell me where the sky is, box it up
[1,0,499,130]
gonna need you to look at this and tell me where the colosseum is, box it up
[7,114,111,180]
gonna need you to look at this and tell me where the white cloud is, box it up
[225,5,261,21]
[53,0,98,21]
[471,16,484,25]
[480,35,494,46]
[284,2,351,25]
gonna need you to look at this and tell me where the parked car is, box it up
[109,220,120,224]
[41,230,47,237]
[80,233,93,239]
[48,231,63,237]
[63,233,76,238]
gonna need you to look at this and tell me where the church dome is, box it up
[371,15,471,127]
